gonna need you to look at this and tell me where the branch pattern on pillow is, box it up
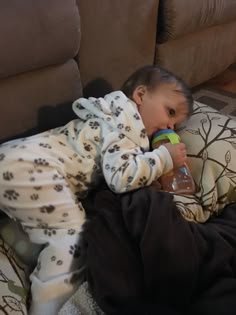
[0,237,29,314]
[174,102,236,223]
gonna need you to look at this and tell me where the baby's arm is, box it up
[101,133,173,193]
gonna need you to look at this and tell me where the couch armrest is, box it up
[77,0,159,94]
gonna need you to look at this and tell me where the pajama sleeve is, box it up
[101,132,173,193]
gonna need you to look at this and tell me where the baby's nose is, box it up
[167,122,175,130]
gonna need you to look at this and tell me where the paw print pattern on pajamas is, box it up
[108,144,120,153]
[83,143,93,152]
[118,134,125,140]
[75,172,87,182]
[34,158,49,166]
[138,176,148,186]
[44,228,57,237]
[39,143,52,149]
[30,194,39,201]
[140,128,147,139]
[40,205,55,214]
[52,174,60,180]
[93,99,102,109]
[148,158,156,166]
[54,184,63,192]
[75,102,84,110]
[60,128,69,136]
[86,114,93,120]
[58,157,65,163]
[133,113,140,120]
[113,106,123,117]
[58,141,66,146]
[89,121,100,129]
[3,171,14,181]
[76,203,85,212]
[121,154,129,160]
[69,244,81,258]
[33,186,42,190]
[111,166,116,173]
[94,136,100,142]
[117,123,124,130]
[68,229,76,235]
[37,222,48,229]
[3,190,20,200]
[57,260,63,266]
[50,256,63,266]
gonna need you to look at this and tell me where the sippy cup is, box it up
[152,129,195,194]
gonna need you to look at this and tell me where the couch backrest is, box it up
[0,0,82,143]
[77,0,159,96]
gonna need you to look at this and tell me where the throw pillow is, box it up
[175,101,236,222]
[0,237,29,314]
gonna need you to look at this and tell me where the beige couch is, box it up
[1,0,236,142]
[155,0,236,87]
[78,0,236,90]
[0,0,82,143]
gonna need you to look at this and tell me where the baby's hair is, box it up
[121,65,193,115]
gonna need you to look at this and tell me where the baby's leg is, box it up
[28,224,85,315]
[0,135,86,315]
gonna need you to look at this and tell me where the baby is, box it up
[0,65,193,314]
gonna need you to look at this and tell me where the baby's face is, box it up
[135,83,189,137]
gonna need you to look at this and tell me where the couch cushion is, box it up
[0,0,80,80]
[0,60,82,142]
[157,0,236,43]
[155,20,236,87]
[78,0,159,93]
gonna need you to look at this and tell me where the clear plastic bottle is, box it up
[152,129,195,194]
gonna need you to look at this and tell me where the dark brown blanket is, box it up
[82,187,236,315]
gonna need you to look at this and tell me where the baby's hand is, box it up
[163,142,187,168]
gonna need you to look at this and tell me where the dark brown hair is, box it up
[121,65,193,115]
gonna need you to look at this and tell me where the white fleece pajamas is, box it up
[0,91,173,314]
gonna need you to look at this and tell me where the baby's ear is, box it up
[132,85,147,106]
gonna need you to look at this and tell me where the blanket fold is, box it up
[81,187,236,315]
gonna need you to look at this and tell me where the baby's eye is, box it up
[168,108,176,117]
